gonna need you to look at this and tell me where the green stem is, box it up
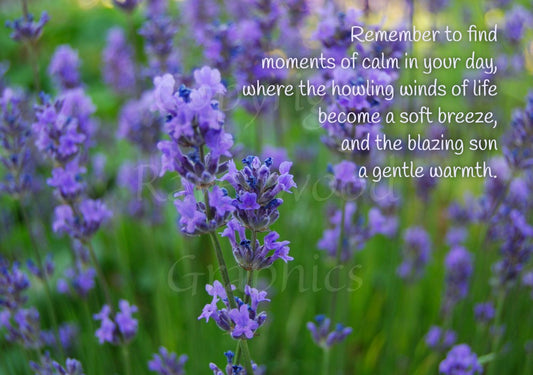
[207,232,237,310]
[321,348,330,375]
[19,202,64,360]
[487,290,505,375]
[329,200,347,321]
[121,345,132,375]
[86,241,113,308]
[239,340,255,375]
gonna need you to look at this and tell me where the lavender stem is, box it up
[86,241,113,308]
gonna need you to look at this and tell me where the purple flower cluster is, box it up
[199,281,268,340]
[93,300,138,345]
[5,12,49,42]
[30,353,85,375]
[102,27,137,95]
[439,344,483,375]
[148,347,188,375]
[139,12,179,76]
[443,246,473,313]
[209,351,264,375]
[0,88,35,196]
[48,45,81,90]
[397,226,432,281]
[307,315,352,349]
[474,302,495,323]
[425,326,457,352]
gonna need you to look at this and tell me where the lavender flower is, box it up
[221,218,292,270]
[329,161,366,200]
[439,344,483,375]
[93,300,138,345]
[198,281,267,340]
[474,302,495,323]
[27,254,54,280]
[113,0,140,13]
[503,6,532,43]
[307,315,352,349]
[48,45,81,90]
[118,92,163,153]
[397,227,432,281]
[443,246,473,313]
[1,307,42,349]
[223,156,296,231]
[148,347,188,375]
[209,351,264,375]
[5,12,49,42]
[102,27,136,94]
[0,88,35,196]
[139,14,179,76]
[0,259,30,310]
[30,353,85,375]
[425,326,457,352]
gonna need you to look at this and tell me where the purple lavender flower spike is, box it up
[397,227,432,281]
[139,12,179,76]
[443,246,473,313]
[474,302,495,323]
[307,315,352,349]
[31,353,86,375]
[2,307,42,349]
[0,88,36,196]
[116,299,139,342]
[439,344,483,375]
[93,305,116,345]
[113,0,140,13]
[103,27,136,94]
[0,259,30,310]
[6,12,49,42]
[330,161,366,200]
[199,282,267,340]
[209,351,264,375]
[148,346,188,375]
[49,45,81,90]
[425,326,457,352]
[503,6,532,43]
[93,300,138,345]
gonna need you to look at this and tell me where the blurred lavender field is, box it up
[1,0,533,374]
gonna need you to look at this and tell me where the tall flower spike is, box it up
[209,351,264,375]
[223,156,296,232]
[48,45,81,90]
[307,315,352,349]
[148,347,188,375]
[93,300,138,345]
[6,12,49,42]
[397,226,432,281]
[439,344,483,375]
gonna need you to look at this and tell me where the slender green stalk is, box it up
[121,344,132,375]
[329,200,346,321]
[321,348,330,375]
[487,290,506,375]
[85,241,113,308]
[19,202,64,360]
[207,232,237,310]
[239,340,255,375]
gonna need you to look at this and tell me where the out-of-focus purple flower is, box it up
[427,0,451,13]
[368,207,398,238]
[416,172,438,202]
[113,0,140,13]
[53,199,112,240]
[94,300,138,345]
[27,254,54,280]
[148,346,188,375]
[1,307,42,349]
[307,315,352,349]
[103,27,136,94]
[474,302,495,323]
[48,45,81,90]
[41,322,79,351]
[31,353,85,375]
[6,12,49,42]
[439,344,483,375]
[118,91,163,153]
[443,246,473,313]
[329,161,366,199]
[0,259,30,310]
[115,300,138,342]
[446,227,468,247]
[425,325,457,352]
[0,88,35,196]
[504,6,532,43]
[139,14,179,76]
[397,227,432,281]
[57,264,95,298]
